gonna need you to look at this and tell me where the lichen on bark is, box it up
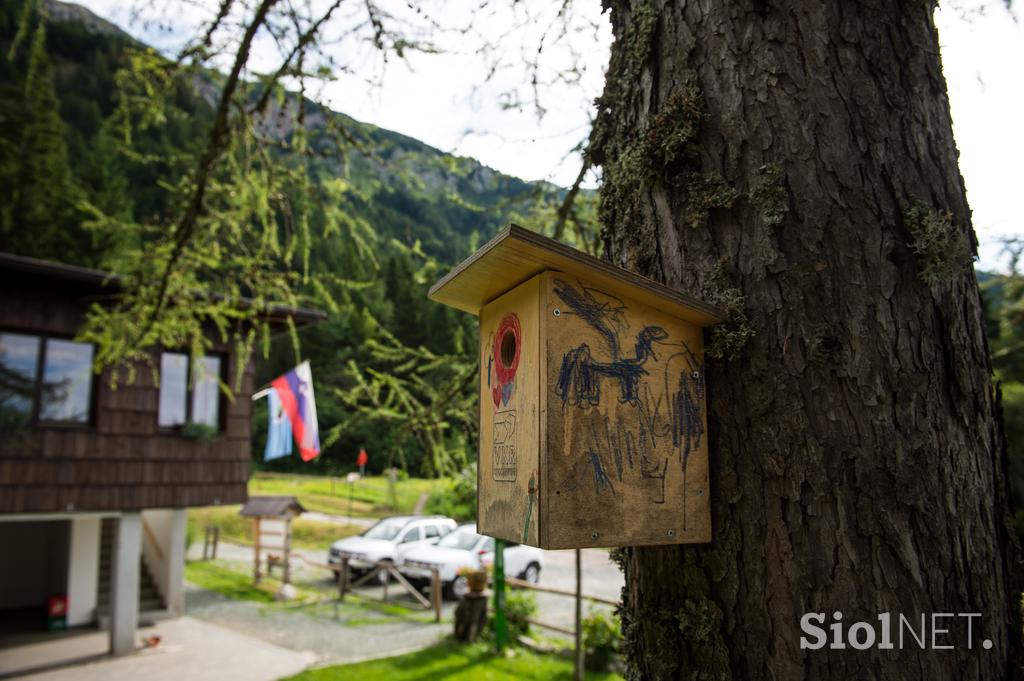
[677,173,738,230]
[704,257,754,359]
[903,200,973,285]
[749,163,788,226]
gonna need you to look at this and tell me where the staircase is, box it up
[96,518,169,627]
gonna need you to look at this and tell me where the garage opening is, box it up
[0,521,70,640]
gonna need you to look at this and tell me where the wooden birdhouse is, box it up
[428,226,723,549]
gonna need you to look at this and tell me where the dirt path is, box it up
[185,539,624,650]
[12,617,312,681]
[301,511,376,528]
[184,581,453,668]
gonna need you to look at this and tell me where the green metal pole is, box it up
[493,538,508,651]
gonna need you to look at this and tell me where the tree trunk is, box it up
[590,1,1022,679]
[454,592,488,642]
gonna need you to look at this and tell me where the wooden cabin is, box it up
[0,252,323,660]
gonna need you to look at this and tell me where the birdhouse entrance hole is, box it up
[495,314,521,378]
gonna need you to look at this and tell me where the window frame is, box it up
[156,350,227,434]
[0,329,97,429]
[400,526,423,544]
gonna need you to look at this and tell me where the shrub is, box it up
[485,590,538,642]
[181,422,219,441]
[424,463,477,521]
[504,590,538,639]
[582,609,621,672]
[0,407,31,437]
[184,520,196,551]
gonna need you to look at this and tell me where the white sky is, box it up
[77,0,1023,271]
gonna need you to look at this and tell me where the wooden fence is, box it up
[302,555,443,623]
[503,550,620,681]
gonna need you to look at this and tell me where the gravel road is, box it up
[185,524,625,657]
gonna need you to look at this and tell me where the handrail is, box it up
[142,518,165,561]
[505,576,618,606]
[508,614,575,636]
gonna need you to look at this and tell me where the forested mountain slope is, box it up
[0,0,557,267]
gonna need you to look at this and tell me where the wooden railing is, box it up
[505,576,618,606]
[501,550,620,681]
[301,555,443,623]
[141,517,164,561]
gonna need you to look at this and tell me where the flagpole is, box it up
[251,387,273,401]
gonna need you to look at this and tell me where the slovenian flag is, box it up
[271,360,320,461]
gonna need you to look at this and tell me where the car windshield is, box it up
[437,530,482,551]
[362,519,405,541]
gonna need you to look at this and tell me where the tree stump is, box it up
[453,592,488,642]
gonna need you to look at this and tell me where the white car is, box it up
[328,515,456,574]
[399,523,544,599]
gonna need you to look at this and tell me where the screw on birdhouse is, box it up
[697,489,704,496]
[668,529,676,537]
[692,370,700,379]
[591,532,599,540]
[553,308,561,317]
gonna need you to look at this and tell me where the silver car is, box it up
[399,523,544,599]
[327,515,456,575]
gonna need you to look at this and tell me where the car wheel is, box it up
[522,562,541,584]
[445,575,470,600]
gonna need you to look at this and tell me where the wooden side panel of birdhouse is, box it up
[477,274,542,546]
[539,271,710,549]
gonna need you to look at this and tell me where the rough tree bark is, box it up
[589,1,1023,679]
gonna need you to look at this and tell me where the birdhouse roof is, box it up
[239,495,306,517]
[428,225,724,326]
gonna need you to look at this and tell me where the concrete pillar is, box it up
[165,509,187,615]
[110,512,141,656]
[66,517,101,627]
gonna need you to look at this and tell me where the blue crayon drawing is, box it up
[588,451,615,494]
[665,345,705,466]
[551,277,705,511]
[552,278,627,355]
[554,278,668,407]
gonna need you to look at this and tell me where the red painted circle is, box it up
[493,313,521,384]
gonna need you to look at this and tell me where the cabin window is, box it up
[158,352,223,430]
[191,355,222,427]
[39,340,94,423]
[0,333,41,428]
[0,332,94,427]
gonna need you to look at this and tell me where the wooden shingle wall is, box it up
[0,272,251,512]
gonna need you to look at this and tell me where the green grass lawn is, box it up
[186,473,452,566]
[185,560,286,603]
[249,472,447,518]
[303,596,439,627]
[283,639,623,681]
[185,560,438,625]
[187,505,364,551]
